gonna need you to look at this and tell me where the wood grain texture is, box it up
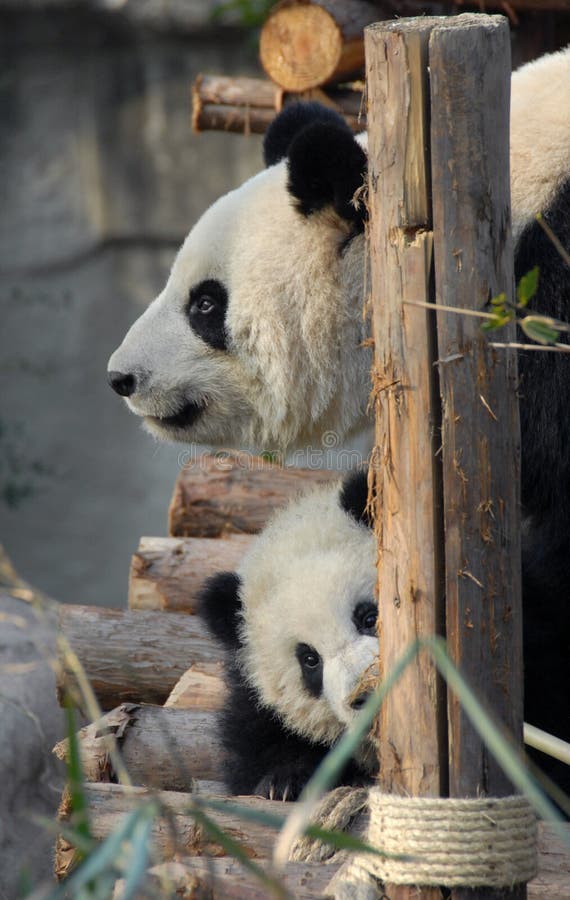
[128,534,253,613]
[366,18,446,900]
[57,605,220,710]
[53,703,225,789]
[259,0,381,91]
[429,13,524,900]
[115,857,341,900]
[168,453,340,538]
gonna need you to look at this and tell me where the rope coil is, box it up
[337,789,537,891]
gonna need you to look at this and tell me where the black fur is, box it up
[218,659,373,800]
[263,102,350,167]
[187,279,229,352]
[515,177,570,790]
[339,468,373,528]
[197,571,242,649]
[287,121,367,226]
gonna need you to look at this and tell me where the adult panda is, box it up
[198,471,378,800]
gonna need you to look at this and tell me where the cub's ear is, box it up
[197,571,242,649]
[339,468,374,529]
[263,102,349,167]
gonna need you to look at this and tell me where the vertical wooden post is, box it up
[430,14,524,900]
[366,11,525,900]
[365,18,446,900]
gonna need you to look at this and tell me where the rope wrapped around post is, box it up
[325,788,537,897]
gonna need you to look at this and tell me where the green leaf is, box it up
[520,315,559,345]
[516,266,539,308]
[64,698,91,851]
[490,292,507,308]
[481,311,513,333]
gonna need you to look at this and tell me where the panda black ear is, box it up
[263,102,349,167]
[287,120,367,227]
[339,468,374,529]
[197,571,242,649]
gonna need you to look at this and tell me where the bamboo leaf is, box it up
[190,805,292,899]
[516,266,539,307]
[520,315,560,345]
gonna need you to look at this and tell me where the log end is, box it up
[260,5,342,91]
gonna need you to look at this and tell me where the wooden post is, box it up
[365,18,446,900]
[430,14,524,900]
[366,12,525,900]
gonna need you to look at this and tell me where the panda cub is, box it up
[198,471,378,800]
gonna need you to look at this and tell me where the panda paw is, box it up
[254,770,308,802]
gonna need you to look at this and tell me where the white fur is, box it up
[108,161,370,450]
[510,47,570,243]
[236,483,377,747]
[108,49,569,451]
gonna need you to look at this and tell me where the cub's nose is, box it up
[350,691,371,711]
[107,370,137,397]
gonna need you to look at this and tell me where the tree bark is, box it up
[430,14,524,900]
[53,704,226,789]
[55,782,294,879]
[128,535,253,613]
[365,18,446,900]
[168,453,339,538]
[164,662,225,710]
[57,605,219,710]
[113,858,341,899]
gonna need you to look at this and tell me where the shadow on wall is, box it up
[0,7,263,607]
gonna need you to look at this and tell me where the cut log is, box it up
[53,704,225,789]
[192,74,365,135]
[113,858,342,899]
[168,453,340,538]
[164,662,226,710]
[57,605,220,710]
[55,782,293,880]
[128,534,253,613]
[259,0,381,91]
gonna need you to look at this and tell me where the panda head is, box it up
[199,469,378,746]
[107,103,369,451]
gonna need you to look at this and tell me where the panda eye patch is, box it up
[353,600,377,636]
[187,279,229,351]
[295,642,323,698]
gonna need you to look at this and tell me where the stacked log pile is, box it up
[53,454,352,895]
[53,451,570,896]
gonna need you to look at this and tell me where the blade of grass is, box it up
[193,796,403,860]
[189,804,293,899]
[425,635,568,840]
[120,805,157,900]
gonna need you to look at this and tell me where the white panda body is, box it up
[510,48,570,243]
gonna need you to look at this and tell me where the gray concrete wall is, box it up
[0,8,263,607]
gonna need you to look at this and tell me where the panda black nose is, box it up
[350,692,371,711]
[108,370,137,397]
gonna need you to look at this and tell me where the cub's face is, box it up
[237,483,378,746]
[107,103,370,452]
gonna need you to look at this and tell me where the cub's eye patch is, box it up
[352,600,377,636]
[295,642,323,698]
[187,279,229,351]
